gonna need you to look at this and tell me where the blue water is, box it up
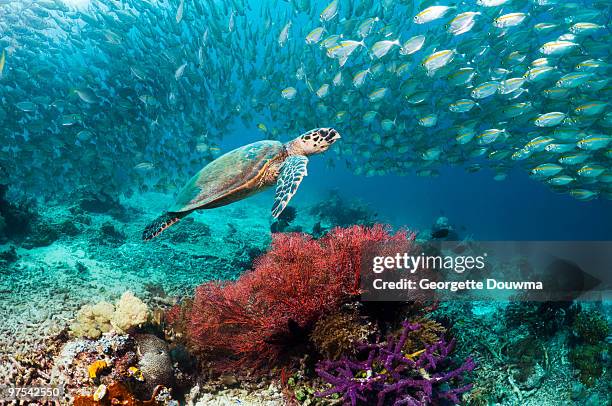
[225,124,612,241]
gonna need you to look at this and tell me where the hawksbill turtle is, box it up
[142,128,340,240]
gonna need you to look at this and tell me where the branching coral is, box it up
[310,308,377,360]
[401,317,447,355]
[569,309,610,386]
[569,344,609,386]
[315,322,475,406]
[572,310,609,345]
[171,225,412,372]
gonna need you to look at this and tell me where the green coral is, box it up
[569,343,609,386]
[568,309,610,387]
[573,310,609,345]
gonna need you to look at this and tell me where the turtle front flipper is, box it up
[142,211,187,241]
[272,155,308,218]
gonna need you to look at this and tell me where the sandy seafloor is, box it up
[0,190,610,405]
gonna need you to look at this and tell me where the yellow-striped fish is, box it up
[0,49,5,77]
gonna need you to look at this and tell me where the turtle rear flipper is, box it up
[142,212,186,241]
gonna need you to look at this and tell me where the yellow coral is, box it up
[128,366,144,381]
[70,301,115,339]
[110,291,150,333]
[70,291,150,338]
[88,360,108,379]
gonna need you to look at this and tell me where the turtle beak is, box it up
[323,128,341,143]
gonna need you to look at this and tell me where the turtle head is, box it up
[288,128,341,156]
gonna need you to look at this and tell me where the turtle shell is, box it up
[169,140,284,213]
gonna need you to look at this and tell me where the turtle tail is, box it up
[142,212,185,241]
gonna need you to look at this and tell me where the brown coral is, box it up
[310,308,376,360]
[133,334,174,399]
[401,317,447,354]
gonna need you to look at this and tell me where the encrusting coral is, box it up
[88,360,109,379]
[71,291,151,338]
[73,382,166,406]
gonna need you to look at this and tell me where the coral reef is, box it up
[72,188,129,221]
[504,301,575,337]
[167,219,212,244]
[569,343,608,387]
[310,307,377,360]
[572,309,610,345]
[310,190,377,232]
[569,309,611,386]
[51,331,180,404]
[170,225,411,372]
[315,321,475,406]
[2,190,610,406]
[503,336,545,385]
[73,382,169,405]
[98,221,128,246]
[0,183,37,242]
[22,222,61,248]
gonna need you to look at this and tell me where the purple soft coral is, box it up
[315,322,475,406]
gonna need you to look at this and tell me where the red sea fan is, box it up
[180,225,414,372]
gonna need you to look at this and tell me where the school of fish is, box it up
[0,0,610,201]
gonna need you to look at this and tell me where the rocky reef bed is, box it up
[0,189,610,405]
